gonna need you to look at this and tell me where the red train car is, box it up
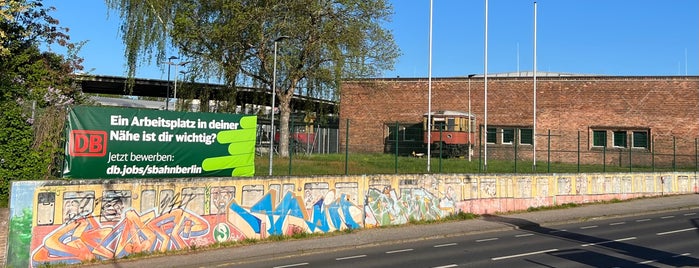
[423,110,476,158]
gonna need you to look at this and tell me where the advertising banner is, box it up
[63,106,256,178]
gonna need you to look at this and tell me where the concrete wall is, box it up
[7,173,699,267]
[340,77,699,165]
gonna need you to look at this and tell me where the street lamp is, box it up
[176,70,192,111]
[269,35,289,176]
[165,56,178,110]
[172,61,191,111]
[468,74,476,162]
[162,57,190,110]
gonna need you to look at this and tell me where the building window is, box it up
[520,129,533,145]
[593,130,607,147]
[633,131,649,149]
[502,128,514,144]
[613,131,627,148]
[486,127,496,144]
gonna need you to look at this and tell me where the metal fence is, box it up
[255,119,699,176]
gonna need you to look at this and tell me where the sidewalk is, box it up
[87,194,699,268]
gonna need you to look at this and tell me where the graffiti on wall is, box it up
[364,186,448,226]
[31,208,210,267]
[22,181,368,267]
[8,173,697,267]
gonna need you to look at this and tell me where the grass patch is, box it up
[255,153,697,176]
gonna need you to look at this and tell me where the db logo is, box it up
[70,130,107,157]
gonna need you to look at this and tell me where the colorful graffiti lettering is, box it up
[226,189,362,239]
[364,186,447,226]
[30,208,209,267]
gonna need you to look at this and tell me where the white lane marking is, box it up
[660,216,675,219]
[656,227,698,236]
[515,233,534,237]
[638,260,656,264]
[386,248,414,254]
[636,218,651,222]
[432,265,458,268]
[434,243,458,248]
[336,255,367,261]
[492,249,559,261]
[672,253,691,257]
[684,212,696,216]
[549,229,567,233]
[476,238,499,242]
[274,263,309,268]
[610,222,626,226]
[581,225,598,229]
[581,237,636,247]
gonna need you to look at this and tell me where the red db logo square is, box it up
[70,130,107,157]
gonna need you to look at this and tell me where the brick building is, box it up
[339,75,699,168]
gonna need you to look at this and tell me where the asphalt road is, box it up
[87,194,699,268]
[207,209,699,268]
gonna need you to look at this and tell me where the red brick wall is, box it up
[340,76,699,166]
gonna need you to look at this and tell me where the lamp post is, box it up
[468,74,476,162]
[269,35,289,176]
[533,1,538,172]
[427,0,434,172]
[176,70,192,111]
[484,0,489,172]
[163,57,190,110]
[165,56,178,110]
[172,61,190,111]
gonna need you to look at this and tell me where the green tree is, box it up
[0,0,84,205]
[105,0,400,157]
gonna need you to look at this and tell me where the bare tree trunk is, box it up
[278,93,292,157]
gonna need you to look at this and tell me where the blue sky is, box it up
[43,0,699,80]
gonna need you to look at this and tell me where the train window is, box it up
[283,183,295,195]
[447,118,455,131]
[36,192,55,225]
[63,191,95,222]
[270,184,280,200]
[141,190,156,212]
[182,187,206,215]
[335,182,359,204]
[369,178,391,190]
[159,189,175,214]
[520,129,533,145]
[101,190,131,222]
[211,186,236,215]
[242,185,264,207]
[502,128,515,144]
[304,182,329,207]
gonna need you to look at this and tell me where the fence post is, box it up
[673,136,676,171]
[345,119,349,175]
[652,136,655,172]
[577,130,580,173]
[395,121,399,174]
[288,129,293,175]
[628,133,632,172]
[603,145,606,173]
[618,149,622,167]
[547,129,551,173]
[479,125,483,173]
[439,126,443,173]
[514,129,518,173]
